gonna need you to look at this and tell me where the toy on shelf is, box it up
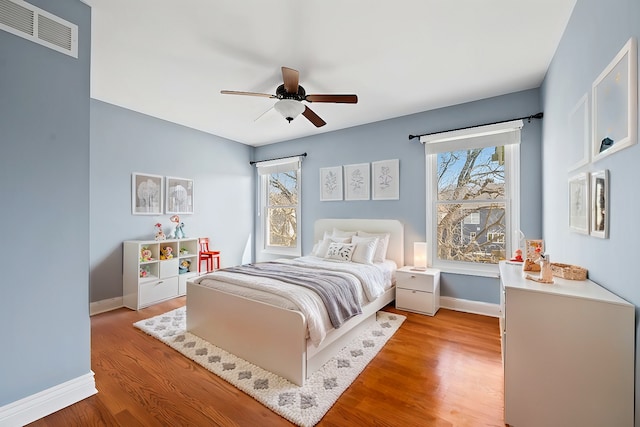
[154,223,166,241]
[160,246,173,260]
[139,265,150,278]
[179,247,188,256]
[140,246,153,262]
[179,259,191,274]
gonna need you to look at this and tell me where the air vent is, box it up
[0,0,77,58]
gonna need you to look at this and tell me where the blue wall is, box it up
[0,0,91,406]
[541,0,640,420]
[90,100,254,302]
[255,89,542,304]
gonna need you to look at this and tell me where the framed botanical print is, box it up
[372,159,399,200]
[343,163,370,201]
[568,172,589,234]
[590,170,609,238]
[132,173,163,215]
[319,166,343,201]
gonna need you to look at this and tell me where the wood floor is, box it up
[29,297,505,427]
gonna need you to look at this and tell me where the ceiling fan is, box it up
[220,66,358,127]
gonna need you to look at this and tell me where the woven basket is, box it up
[550,263,587,280]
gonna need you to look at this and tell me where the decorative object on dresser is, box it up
[123,238,199,310]
[395,266,440,316]
[499,261,634,427]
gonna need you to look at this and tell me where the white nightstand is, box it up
[395,266,441,316]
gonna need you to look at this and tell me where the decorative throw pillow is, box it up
[325,242,355,261]
[314,237,351,257]
[351,236,379,264]
[356,231,390,263]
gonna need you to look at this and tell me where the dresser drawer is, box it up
[159,258,179,278]
[396,288,436,315]
[396,270,436,292]
[140,276,179,307]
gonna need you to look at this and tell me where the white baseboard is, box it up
[90,296,123,316]
[0,372,97,427]
[440,296,500,317]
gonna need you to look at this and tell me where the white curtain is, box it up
[255,156,301,175]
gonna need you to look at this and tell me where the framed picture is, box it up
[132,173,163,215]
[165,176,194,214]
[568,172,589,234]
[372,159,400,200]
[319,166,343,201]
[590,170,609,239]
[567,94,590,171]
[343,163,370,200]
[592,37,638,162]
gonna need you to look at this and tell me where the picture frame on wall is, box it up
[590,170,609,239]
[567,94,590,171]
[372,159,400,200]
[592,37,638,162]
[319,166,343,201]
[165,176,194,214]
[568,172,589,234]
[343,163,370,201]
[132,173,163,215]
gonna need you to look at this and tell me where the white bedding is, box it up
[193,256,397,347]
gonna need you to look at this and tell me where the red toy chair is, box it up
[198,237,220,273]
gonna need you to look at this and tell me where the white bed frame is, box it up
[186,218,404,386]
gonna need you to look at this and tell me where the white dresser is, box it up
[499,261,634,427]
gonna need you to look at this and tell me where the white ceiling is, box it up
[86,0,576,147]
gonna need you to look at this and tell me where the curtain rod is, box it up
[408,112,544,141]
[249,152,307,165]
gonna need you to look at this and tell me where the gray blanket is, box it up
[223,262,362,328]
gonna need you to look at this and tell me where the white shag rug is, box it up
[134,307,405,427]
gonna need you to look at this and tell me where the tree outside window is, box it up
[266,170,299,250]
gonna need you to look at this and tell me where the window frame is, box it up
[424,125,520,278]
[258,161,302,257]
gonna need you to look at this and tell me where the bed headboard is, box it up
[314,218,404,267]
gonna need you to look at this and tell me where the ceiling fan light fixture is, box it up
[274,99,305,123]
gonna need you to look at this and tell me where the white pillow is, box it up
[350,236,379,264]
[332,228,357,239]
[314,236,351,257]
[356,231,390,263]
[325,242,355,261]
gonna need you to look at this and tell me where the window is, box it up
[256,157,301,256]
[422,120,522,276]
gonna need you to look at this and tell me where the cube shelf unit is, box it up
[123,238,198,310]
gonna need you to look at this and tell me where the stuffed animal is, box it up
[140,247,153,262]
[178,259,191,274]
[160,246,173,260]
[139,266,150,278]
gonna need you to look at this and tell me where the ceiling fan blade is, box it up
[281,67,300,94]
[302,106,326,128]
[220,90,275,98]
[305,94,358,103]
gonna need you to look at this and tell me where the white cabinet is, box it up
[499,261,634,427]
[123,238,199,310]
[395,266,440,315]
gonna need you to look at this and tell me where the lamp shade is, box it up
[413,242,427,270]
[274,99,305,122]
